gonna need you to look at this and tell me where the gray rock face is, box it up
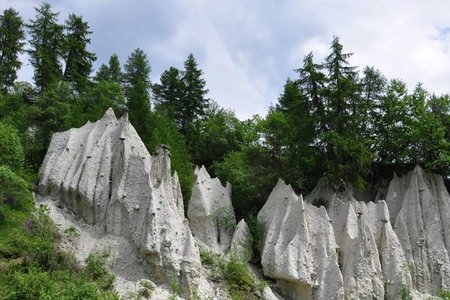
[230,219,252,261]
[386,166,450,295]
[258,179,344,300]
[38,109,201,298]
[260,167,450,300]
[306,180,411,300]
[188,166,236,254]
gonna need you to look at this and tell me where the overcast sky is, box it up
[2,0,450,119]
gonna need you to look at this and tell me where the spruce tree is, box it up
[296,52,327,136]
[63,14,96,92]
[153,66,184,118]
[94,54,122,84]
[0,8,25,93]
[123,48,151,142]
[324,36,358,134]
[180,53,209,134]
[27,3,64,92]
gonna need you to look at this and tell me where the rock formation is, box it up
[258,179,344,300]
[188,166,236,254]
[386,166,450,295]
[259,166,450,300]
[230,219,252,261]
[38,108,201,298]
[306,179,411,300]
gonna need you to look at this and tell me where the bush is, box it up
[439,290,450,300]
[0,165,32,210]
[199,248,264,300]
[0,123,24,170]
[85,249,115,290]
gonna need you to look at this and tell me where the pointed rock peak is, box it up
[119,110,129,123]
[273,178,295,195]
[193,166,200,176]
[102,107,117,121]
[196,165,211,180]
[156,144,171,156]
[414,164,424,174]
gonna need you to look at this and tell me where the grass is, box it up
[0,168,119,299]
[199,248,266,300]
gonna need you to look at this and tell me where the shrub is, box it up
[439,290,450,300]
[0,123,24,170]
[0,165,33,210]
[85,249,115,290]
[245,212,265,258]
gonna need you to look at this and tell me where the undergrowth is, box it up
[200,248,265,300]
[0,169,119,299]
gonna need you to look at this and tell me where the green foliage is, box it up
[223,254,261,300]
[124,48,152,143]
[63,13,96,92]
[0,123,24,170]
[85,249,115,290]
[153,66,184,118]
[137,280,154,299]
[439,290,450,300]
[0,194,119,299]
[27,3,64,91]
[95,54,123,84]
[169,274,180,300]
[199,249,264,300]
[0,8,25,92]
[80,81,125,123]
[179,53,209,134]
[245,213,265,258]
[147,109,193,201]
[0,266,119,300]
[0,165,32,210]
[64,226,79,238]
[400,284,412,300]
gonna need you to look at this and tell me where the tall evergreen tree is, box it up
[123,48,151,142]
[108,54,122,84]
[152,66,184,117]
[94,54,122,84]
[27,3,64,92]
[296,53,326,133]
[324,36,359,133]
[63,14,96,92]
[180,53,209,134]
[0,8,25,93]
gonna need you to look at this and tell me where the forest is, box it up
[0,3,450,298]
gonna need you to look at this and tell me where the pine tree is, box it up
[63,14,96,92]
[123,48,151,142]
[27,3,64,92]
[108,54,122,84]
[153,66,184,118]
[180,53,209,134]
[0,8,25,93]
[324,36,358,134]
[94,54,122,84]
[296,52,327,136]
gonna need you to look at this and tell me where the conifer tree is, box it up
[153,66,184,118]
[0,8,25,93]
[180,53,209,134]
[123,48,151,142]
[27,3,64,92]
[63,14,96,92]
[94,54,122,84]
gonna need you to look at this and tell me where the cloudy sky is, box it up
[2,0,450,119]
